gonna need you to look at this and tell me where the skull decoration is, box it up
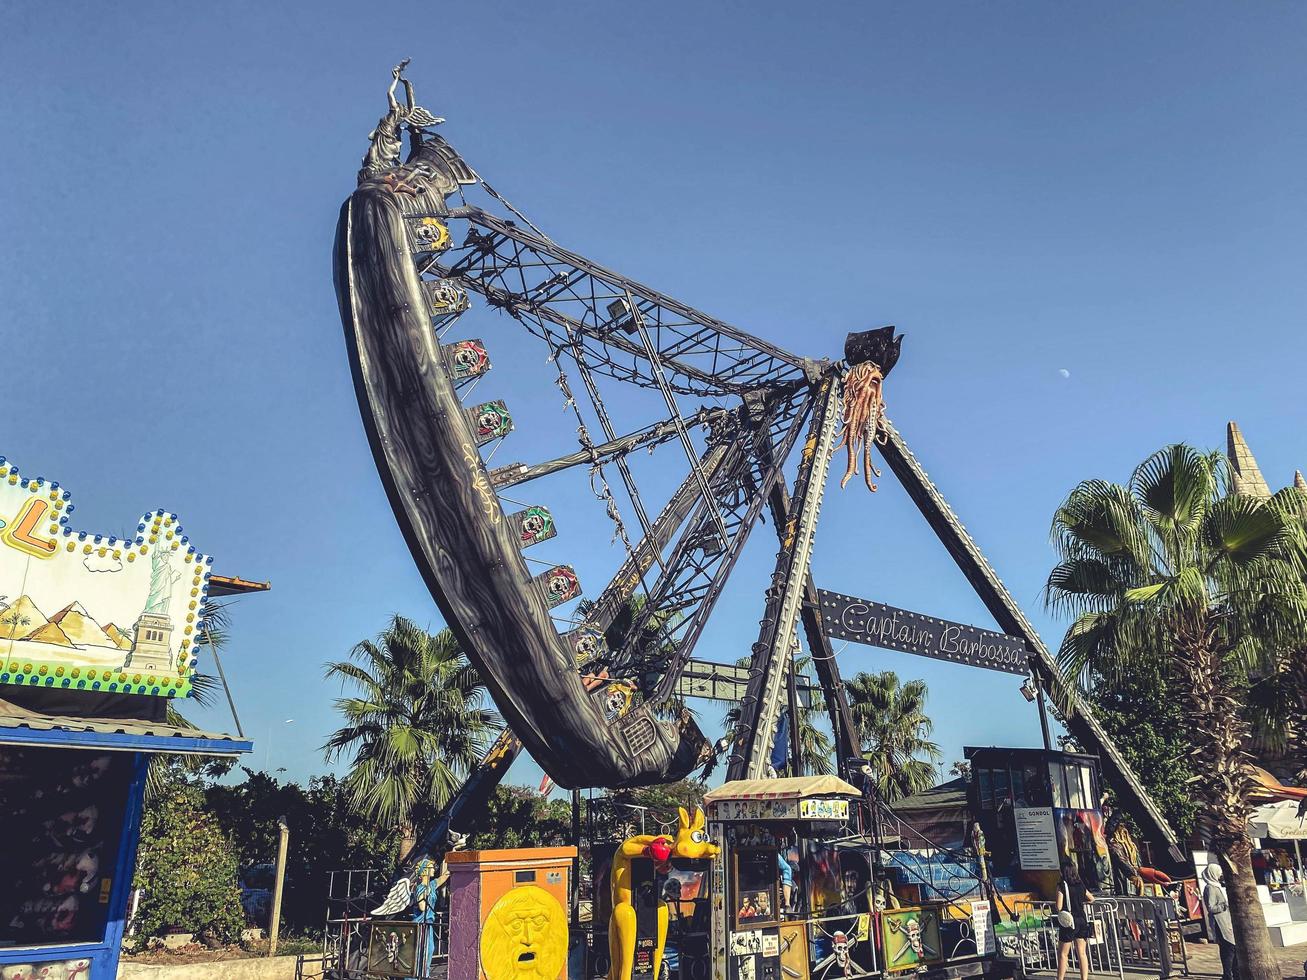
[568,626,606,663]
[514,506,556,547]
[425,280,472,317]
[465,400,514,445]
[537,565,581,607]
[408,216,451,252]
[831,931,853,976]
[441,338,489,379]
[906,919,923,956]
[887,911,940,966]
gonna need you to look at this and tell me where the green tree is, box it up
[1045,444,1307,980]
[1077,661,1200,838]
[468,786,572,850]
[845,670,941,802]
[206,769,400,934]
[132,784,245,943]
[323,616,501,859]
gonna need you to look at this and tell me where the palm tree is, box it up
[1045,444,1307,980]
[323,616,501,859]
[845,670,941,801]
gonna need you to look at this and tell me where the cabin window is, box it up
[733,850,779,928]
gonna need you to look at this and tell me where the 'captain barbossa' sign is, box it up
[816,589,1028,675]
[0,454,212,699]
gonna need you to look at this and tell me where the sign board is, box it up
[1014,807,1060,871]
[675,660,817,706]
[0,454,212,699]
[709,796,848,822]
[815,590,1028,675]
[969,899,993,956]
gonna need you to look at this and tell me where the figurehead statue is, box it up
[359,60,447,184]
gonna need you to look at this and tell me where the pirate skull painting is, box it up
[515,506,556,547]
[538,565,580,606]
[569,626,605,662]
[426,280,472,317]
[365,922,418,977]
[443,338,487,378]
[884,909,942,971]
[467,400,513,445]
[408,216,451,251]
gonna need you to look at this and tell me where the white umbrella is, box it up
[1249,800,1307,878]
[1249,800,1307,840]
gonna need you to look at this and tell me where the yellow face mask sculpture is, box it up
[607,806,719,980]
[480,884,568,980]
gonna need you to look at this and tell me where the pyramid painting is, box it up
[0,452,215,699]
[0,596,123,653]
[0,595,49,640]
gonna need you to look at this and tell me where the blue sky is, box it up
[2,2,1305,792]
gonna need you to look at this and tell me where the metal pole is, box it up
[571,788,582,927]
[786,655,803,776]
[268,815,289,956]
[1035,684,1053,752]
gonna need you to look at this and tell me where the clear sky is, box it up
[2,2,1305,792]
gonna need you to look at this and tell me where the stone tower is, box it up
[1226,421,1272,499]
[124,545,176,672]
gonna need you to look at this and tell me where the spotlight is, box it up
[1020,678,1038,703]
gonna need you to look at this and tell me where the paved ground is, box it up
[1182,941,1307,978]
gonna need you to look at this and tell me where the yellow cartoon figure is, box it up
[607,806,719,980]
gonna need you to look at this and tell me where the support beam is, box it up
[728,377,842,780]
[878,418,1181,858]
[488,409,727,488]
[767,481,861,782]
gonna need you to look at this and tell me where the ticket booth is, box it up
[965,747,1109,898]
[704,776,882,980]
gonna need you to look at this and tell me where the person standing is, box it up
[1055,859,1095,980]
[1202,864,1238,980]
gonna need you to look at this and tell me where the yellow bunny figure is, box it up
[607,806,719,980]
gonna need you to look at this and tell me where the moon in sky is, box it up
[1058,368,1071,379]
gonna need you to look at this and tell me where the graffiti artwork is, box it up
[0,456,212,699]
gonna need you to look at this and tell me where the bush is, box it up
[133,784,245,942]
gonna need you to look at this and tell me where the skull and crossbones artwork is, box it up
[569,626,605,663]
[426,280,472,317]
[813,919,863,979]
[887,911,941,968]
[542,566,580,605]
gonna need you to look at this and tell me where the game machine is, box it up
[0,455,259,979]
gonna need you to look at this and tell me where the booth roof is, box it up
[704,775,861,802]
[0,698,253,756]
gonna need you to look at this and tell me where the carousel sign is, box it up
[815,590,1028,675]
[0,454,212,699]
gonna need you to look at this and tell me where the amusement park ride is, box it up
[329,64,1183,980]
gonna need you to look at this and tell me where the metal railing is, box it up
[1004,897,1186,979]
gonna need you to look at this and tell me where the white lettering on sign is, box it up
[817,590,1028,675]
